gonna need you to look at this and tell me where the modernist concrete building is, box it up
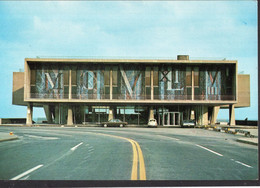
[12,55,250,126]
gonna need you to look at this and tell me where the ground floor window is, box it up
[39,104,221,126]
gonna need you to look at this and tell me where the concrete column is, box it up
[148,107,154,120]
[81,106,85,124]
[108,106,114,121]
[229,104,236,126]
[158,110,160,126]
[123,106,126,122]
[60,105,66,124]
[190,110,195,120]
[54,105,59,124]
[202,106,208,126]
[67,105,73,126]
[211,106,220,125]
[26,103,33,125]
[114,107,117,118]
[43,105,53,124]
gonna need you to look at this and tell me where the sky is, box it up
[0,1,258,121]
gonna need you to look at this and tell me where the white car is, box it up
[148,119,157,127]
[182,120,196,127]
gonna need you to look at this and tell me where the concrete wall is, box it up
[221,74,250,108]
[236,74,250,107]
[0,118,26,124]
[12,72,26,106]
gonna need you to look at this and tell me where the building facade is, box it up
[13,55,250,126]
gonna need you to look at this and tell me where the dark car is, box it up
[102,119,128,127]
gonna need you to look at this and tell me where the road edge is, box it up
[0,136,18,142]
[236,138,258,146]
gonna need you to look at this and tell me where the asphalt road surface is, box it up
[0,126,258,181]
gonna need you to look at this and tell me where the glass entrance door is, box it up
[163,112,181,126]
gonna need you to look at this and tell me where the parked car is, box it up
[182,119,196,127]
[148,119,157,127]
[102,119,128,127]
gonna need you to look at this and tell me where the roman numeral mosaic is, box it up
[31,63,234,101]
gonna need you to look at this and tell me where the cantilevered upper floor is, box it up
[12,55,250,106]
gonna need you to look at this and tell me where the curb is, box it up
[0,124,25,127]
[236,139,258,146]
[0,136,18,142]
[199,125,258,146]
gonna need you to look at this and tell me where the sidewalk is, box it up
[235,128,258,146]
[236,137,258,146]
[207,125,259,146]
[0,132,18,142]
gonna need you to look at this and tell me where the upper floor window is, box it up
[186,67,192,87]
[194,67,199,87]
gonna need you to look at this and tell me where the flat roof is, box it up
[25,58,237,64]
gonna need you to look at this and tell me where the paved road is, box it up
[0,126,258,181]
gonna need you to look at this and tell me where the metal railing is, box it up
[28,93,235,101]
[29,93,70,99]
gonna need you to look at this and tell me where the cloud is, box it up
[0,1,257,119]
[32,16,86,44]
[0,1,257,59]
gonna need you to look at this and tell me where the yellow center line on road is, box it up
[132,139,146,180]
[94,132,146,180]
[35,128,147,180]
[128,139,138,180]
